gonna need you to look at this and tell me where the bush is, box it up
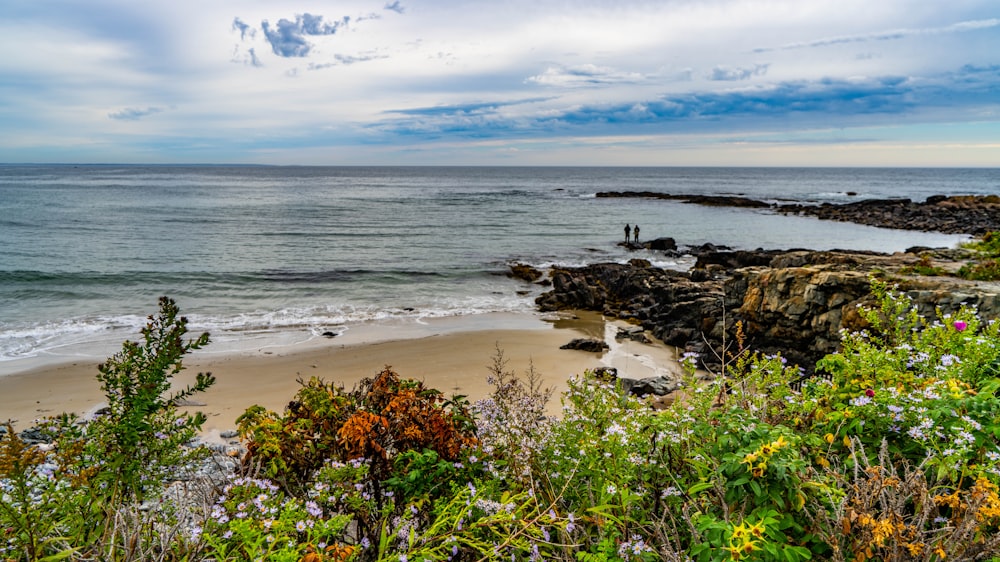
[0,296,215,560]
[4,283,1000,561]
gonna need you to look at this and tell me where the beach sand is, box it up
[0,312,685,441]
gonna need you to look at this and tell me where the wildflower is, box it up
[296,520,307,532]
[954,320,968,332]
[850,395,872,407]
[865,388,875,397]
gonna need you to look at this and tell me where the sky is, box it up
[1,0,999,166]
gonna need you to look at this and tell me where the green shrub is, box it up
[0,296,215,560]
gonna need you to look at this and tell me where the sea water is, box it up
[1,165,994,373]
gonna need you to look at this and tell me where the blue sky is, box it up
[1,0,998,166]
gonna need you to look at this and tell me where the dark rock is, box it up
[622,376,681,397]
[535,249,1000,373]
[219,430,239,440]
[645,237,677,251]
[560,338,609,352]
[598,191,1000,236]
[616,326,650,343]
[322,331,338,338]
[596,191,770,208]
[775,195,1000,236]
[18,427,50,445]
[509,263,544,282]
[590,366,619,381]
[694,249,781,270]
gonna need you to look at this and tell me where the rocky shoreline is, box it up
[528,244,1000,374]
[596,192,1000,236]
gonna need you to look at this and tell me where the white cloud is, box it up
[0,0,998,165]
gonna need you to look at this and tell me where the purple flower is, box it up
[954,320,968,332]
[865,388,875,398]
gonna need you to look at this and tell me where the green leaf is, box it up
[688,481,715,495]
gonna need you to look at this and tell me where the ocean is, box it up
[1,165,994,374]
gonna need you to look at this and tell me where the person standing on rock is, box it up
[624,224,631,243]
[633,224,640,244]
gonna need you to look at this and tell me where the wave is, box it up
[0,293,537,366]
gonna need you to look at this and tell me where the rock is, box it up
[219,430,239,440]
[322,331,338,338]
[596,191,770,208]
[560,338,609,352]
[645,237,677,251]
[622,376,681,397]
[615,326,650,343]
[535,249,1000,373]
[590,366,619,381]
[17,427,50,445]
[596,192,1000,235]
[509,263,544,282]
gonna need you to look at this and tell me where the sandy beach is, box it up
[0,311,685,441]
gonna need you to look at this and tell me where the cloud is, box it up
[261,13,351,57]
[231,45,263,67]
[308,52,389,70]
[108,107,164,121]
[709,63,770,81]
[232,17,254,41]
[372,74,935,140]
[754,18,1000,53]
[526,64,648,87]
[387,98,552,117]
[384,1,405,14]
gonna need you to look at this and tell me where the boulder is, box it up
[645,237,677,251]
[620,376,680,397]
[560,338,609,353]
[508,263,544,282]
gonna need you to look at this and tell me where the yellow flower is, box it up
[843,435,852,448]
[771,435,789,450]
[751,462,767,478]
[824,433,835,444]
[730,521,752,542]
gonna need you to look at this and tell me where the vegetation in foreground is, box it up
[2,281,1000,561]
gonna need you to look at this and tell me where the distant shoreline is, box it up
[597,192,1000,236]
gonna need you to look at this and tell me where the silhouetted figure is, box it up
[633,224,640,243]
[624,224,631,243]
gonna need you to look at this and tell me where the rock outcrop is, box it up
[537,248,1000,372]
[596,192,1000,236]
